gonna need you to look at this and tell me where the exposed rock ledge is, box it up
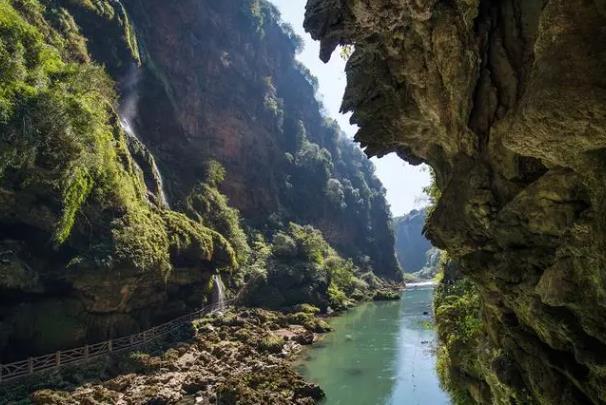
[304,0,606,403]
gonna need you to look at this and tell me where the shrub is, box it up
[258,333,284,353]
[184,161,250,266]
[434,269,484,404]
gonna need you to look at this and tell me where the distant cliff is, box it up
[393,209,430,271]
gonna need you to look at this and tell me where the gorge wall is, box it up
[393,208,440,278]
[0,0,400,362]
[304,0,606,404]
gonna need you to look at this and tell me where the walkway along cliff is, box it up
[304,0,606,403]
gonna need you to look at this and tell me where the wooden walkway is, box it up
[0,301,232,384]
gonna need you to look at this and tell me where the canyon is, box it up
[0,0,399,366]
[1,0,605,404]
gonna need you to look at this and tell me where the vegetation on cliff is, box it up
[241,223,375,311]
[122,0,401,281]
[393,208,441,280]
[0,0,238,360]
[434,265,484,404]
[0,0,402,368]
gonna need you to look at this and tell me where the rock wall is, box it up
[304,0,606,403]
[393,208,435,274]
[119,0,401,280]
[0,0,400,361]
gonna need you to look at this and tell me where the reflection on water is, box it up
[297,286,450,405]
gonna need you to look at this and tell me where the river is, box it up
[297,284,451,405]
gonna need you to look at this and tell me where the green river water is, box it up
[297,284,451,405]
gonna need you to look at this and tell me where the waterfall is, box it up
[119,118,171,209]
[211,274,226,312]
[118,64,171,209]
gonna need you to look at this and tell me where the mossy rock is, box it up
[287,312,331,333]
[373,290,401,301]
[257,333,284,354]
[289,303,321,314]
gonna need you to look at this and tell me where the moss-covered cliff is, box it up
[119,0,400,281]
[0,0,237,361]
[0,0,399,362]
[304,0,606,403]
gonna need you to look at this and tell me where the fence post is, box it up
[55,351,60,367]
[108,340,113,352]
[28,358,33,374]
[84,345,89,359]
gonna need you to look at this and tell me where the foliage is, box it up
[339,45,354,61]
[0,1,236,279]
[0,0,121,243]
[279,223,360,309]
[240,0,279,38]
[280,22,303,53]
[286,311,331,333]
[434,264,484,404]
[241,223,369,310]
[163,211,236,269]
[423,166,441,215]
[203,159,226,186]
[184,161,250,266]
[230,4,403,281]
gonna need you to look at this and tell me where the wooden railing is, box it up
[0,301,232,384]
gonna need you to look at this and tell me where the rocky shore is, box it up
[1,308,329,405]
[1,283,405,404]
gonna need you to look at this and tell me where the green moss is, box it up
[0,1,237,280]
[434,269,484,404]
[54,167,94,244]
[286,312,331,333]
[184,161,250,265]
[163,210,237,270]
[111,209,170,272]
[258,333,284,353]
[59,0,141,64]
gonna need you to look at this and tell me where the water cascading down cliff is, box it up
[303,0,606,403]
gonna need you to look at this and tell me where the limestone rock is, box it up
[304,0,606,403]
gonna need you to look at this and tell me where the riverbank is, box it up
[1,285,405,404]
[0,308,328,404]
[296,284,450,405]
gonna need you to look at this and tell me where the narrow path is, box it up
[0,300,233,384]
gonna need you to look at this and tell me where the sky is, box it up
[270,0,430,217]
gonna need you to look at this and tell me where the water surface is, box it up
[298,285,450,405]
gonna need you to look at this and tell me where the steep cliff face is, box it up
[305,0,606,403]
[120,0,400,280]
[393,208,439,277]
[0,0,399,362]
[0,0,237,361]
